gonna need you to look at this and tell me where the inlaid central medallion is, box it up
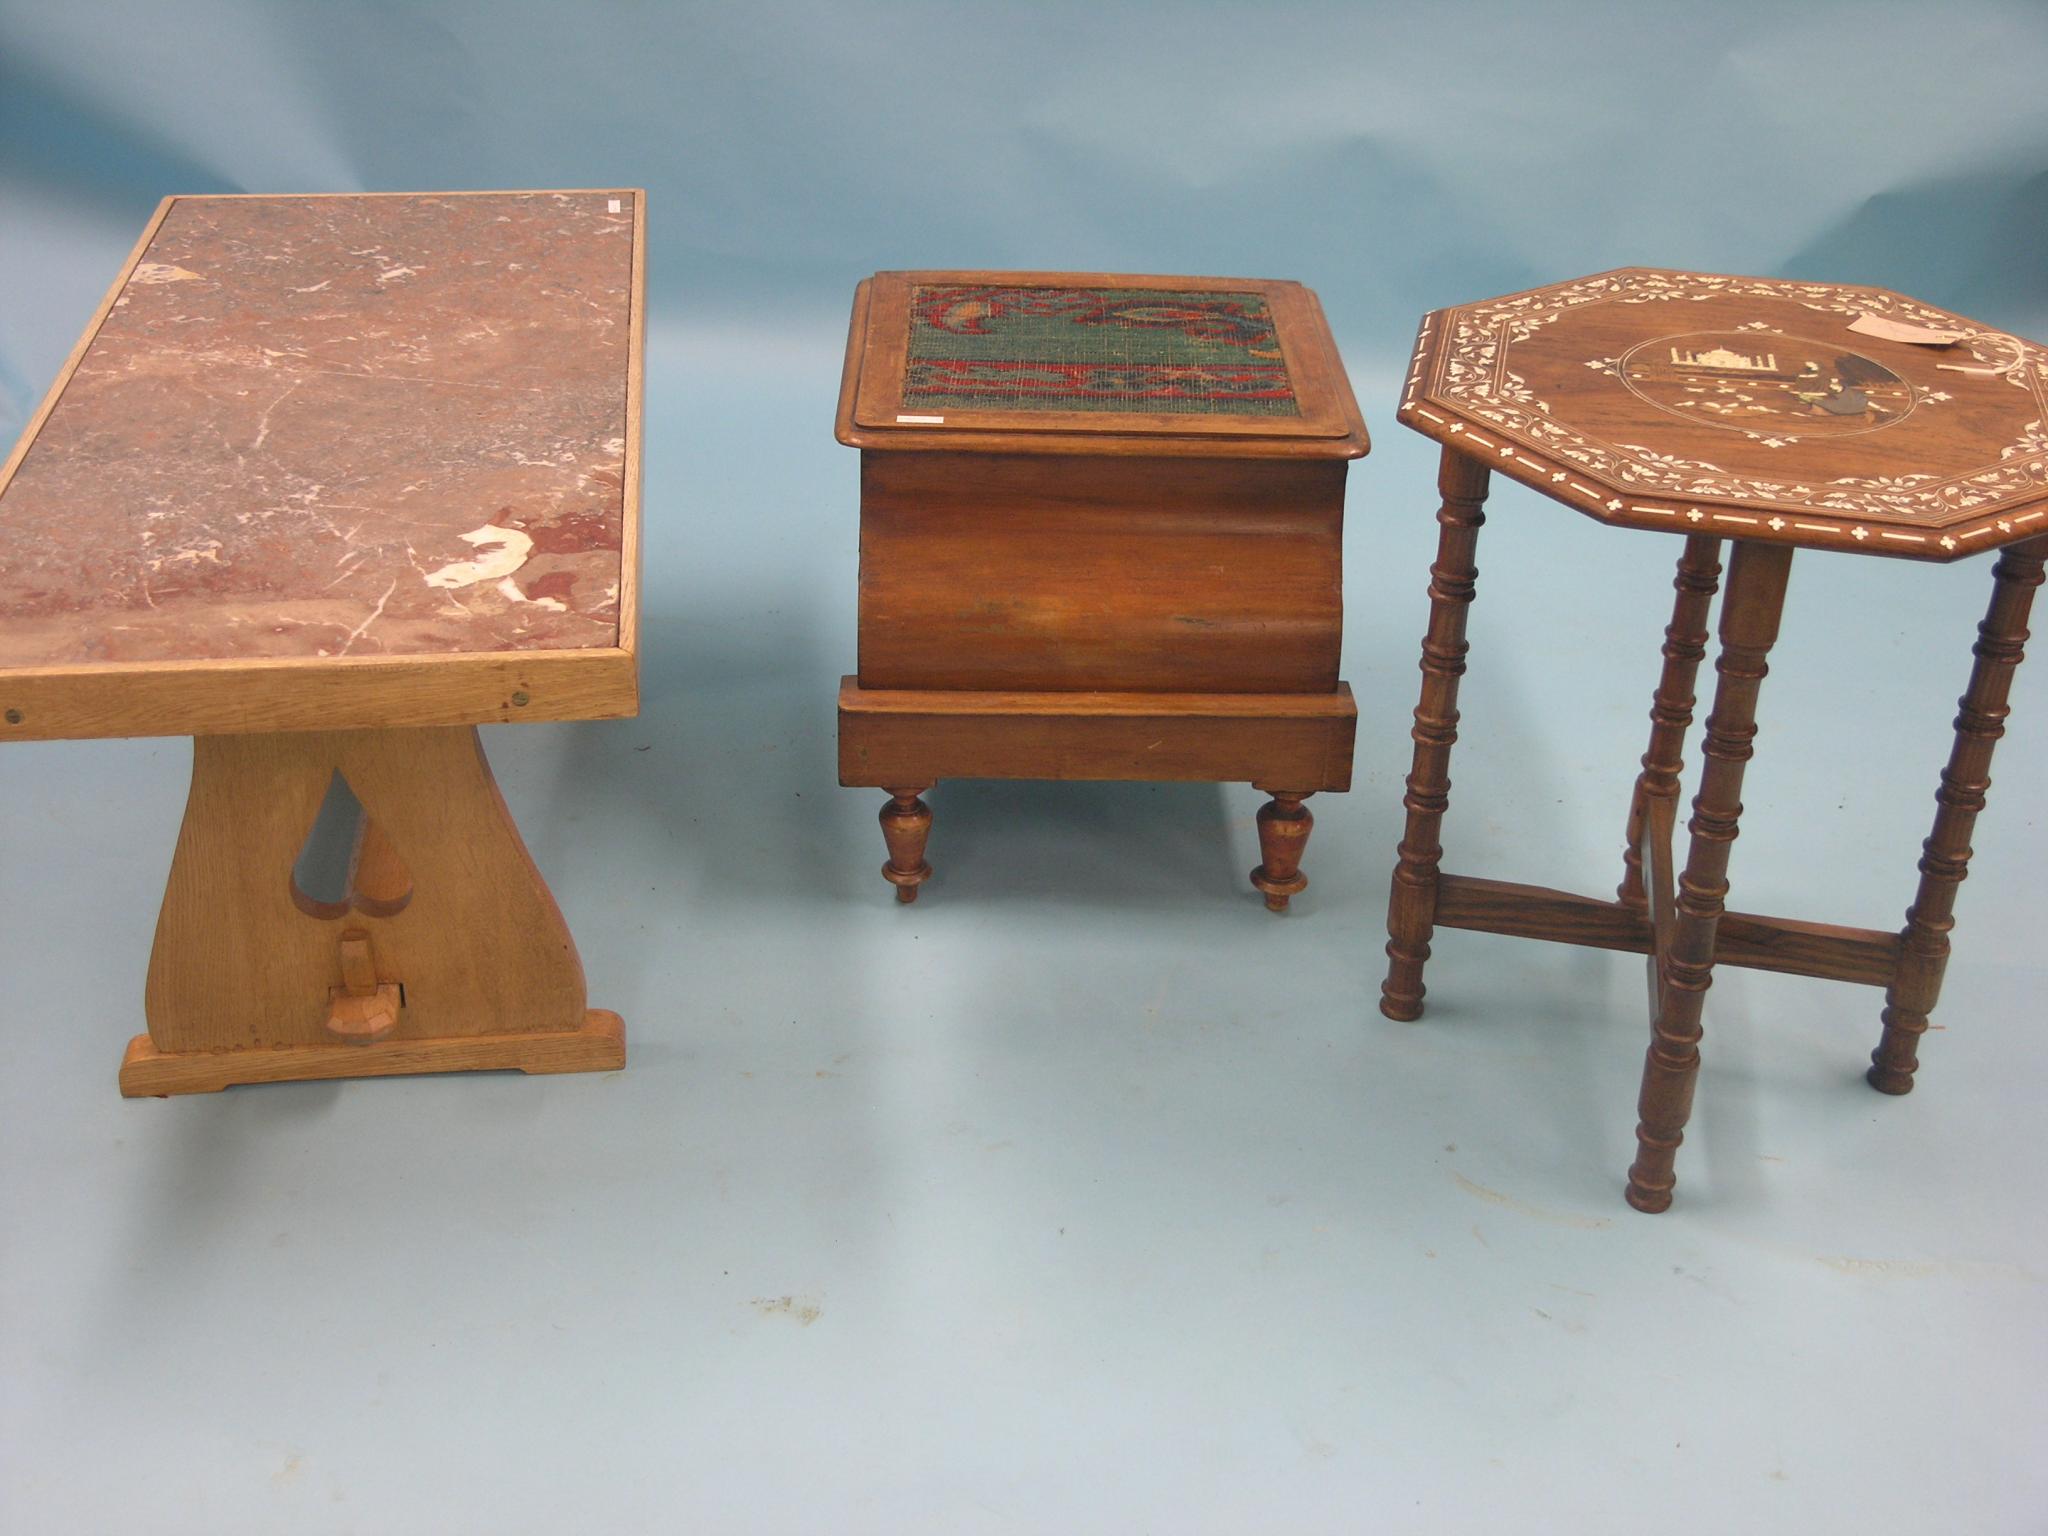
[1617,330,1914,438]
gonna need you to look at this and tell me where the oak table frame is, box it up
[1377,268,2048,1211]
[835,271,1368,907]
[0,190,646,1095]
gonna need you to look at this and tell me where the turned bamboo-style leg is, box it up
[1250,791,1314,912]
[123,724,624,1095]
[1869,537,2046,1095]
[1381,447,1489,1021]
[1626,540,1793,1212]
[1619,534,1724,906]
[879,785,934,903]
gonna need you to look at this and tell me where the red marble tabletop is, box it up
[0,192,640,676]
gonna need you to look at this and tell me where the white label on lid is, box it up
[608,198,622,214]
[896,413,946,425]
[1848,313,1964,347]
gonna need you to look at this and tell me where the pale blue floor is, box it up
[3,333,2046,1534]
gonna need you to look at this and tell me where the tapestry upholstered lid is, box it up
[838,272,1367,456]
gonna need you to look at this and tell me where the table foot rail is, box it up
[121,1011,624,1097]
[1433,874,1901,988]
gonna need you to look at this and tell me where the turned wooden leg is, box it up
[124,724,623,1096]
[1381,447,1489,1021]
[1250,791,1314,912]
[879,785,933,903]
[1620,534,1724,906]
[1870,537,2046,1095]
[1626,540,1793,1212]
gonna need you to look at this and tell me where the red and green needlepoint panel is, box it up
[904,285,1299,416]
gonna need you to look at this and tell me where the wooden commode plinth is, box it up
[835,271,1369,906]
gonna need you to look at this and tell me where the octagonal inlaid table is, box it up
[835,271,1368,907]
[1378,267,2048,1211]
[0,190,643,1095]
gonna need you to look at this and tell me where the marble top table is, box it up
[0,190,639,737]
[0,191,643,1093]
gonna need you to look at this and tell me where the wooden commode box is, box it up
[835,271,1369,907]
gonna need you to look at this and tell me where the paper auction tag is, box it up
[1849,313,1965,347]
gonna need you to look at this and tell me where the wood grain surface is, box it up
[838,678,1356,789]
[856,453,1344,692]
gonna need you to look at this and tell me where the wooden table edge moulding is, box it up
[835,270,1369,908]
[1376,267,2048,1210]
[0,189,646,1095]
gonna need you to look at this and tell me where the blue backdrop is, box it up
[7,0,2048,423]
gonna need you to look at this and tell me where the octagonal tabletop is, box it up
[1399,268,2048,560]
[0,190,644,742]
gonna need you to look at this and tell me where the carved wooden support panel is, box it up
[122,724,622,1095]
